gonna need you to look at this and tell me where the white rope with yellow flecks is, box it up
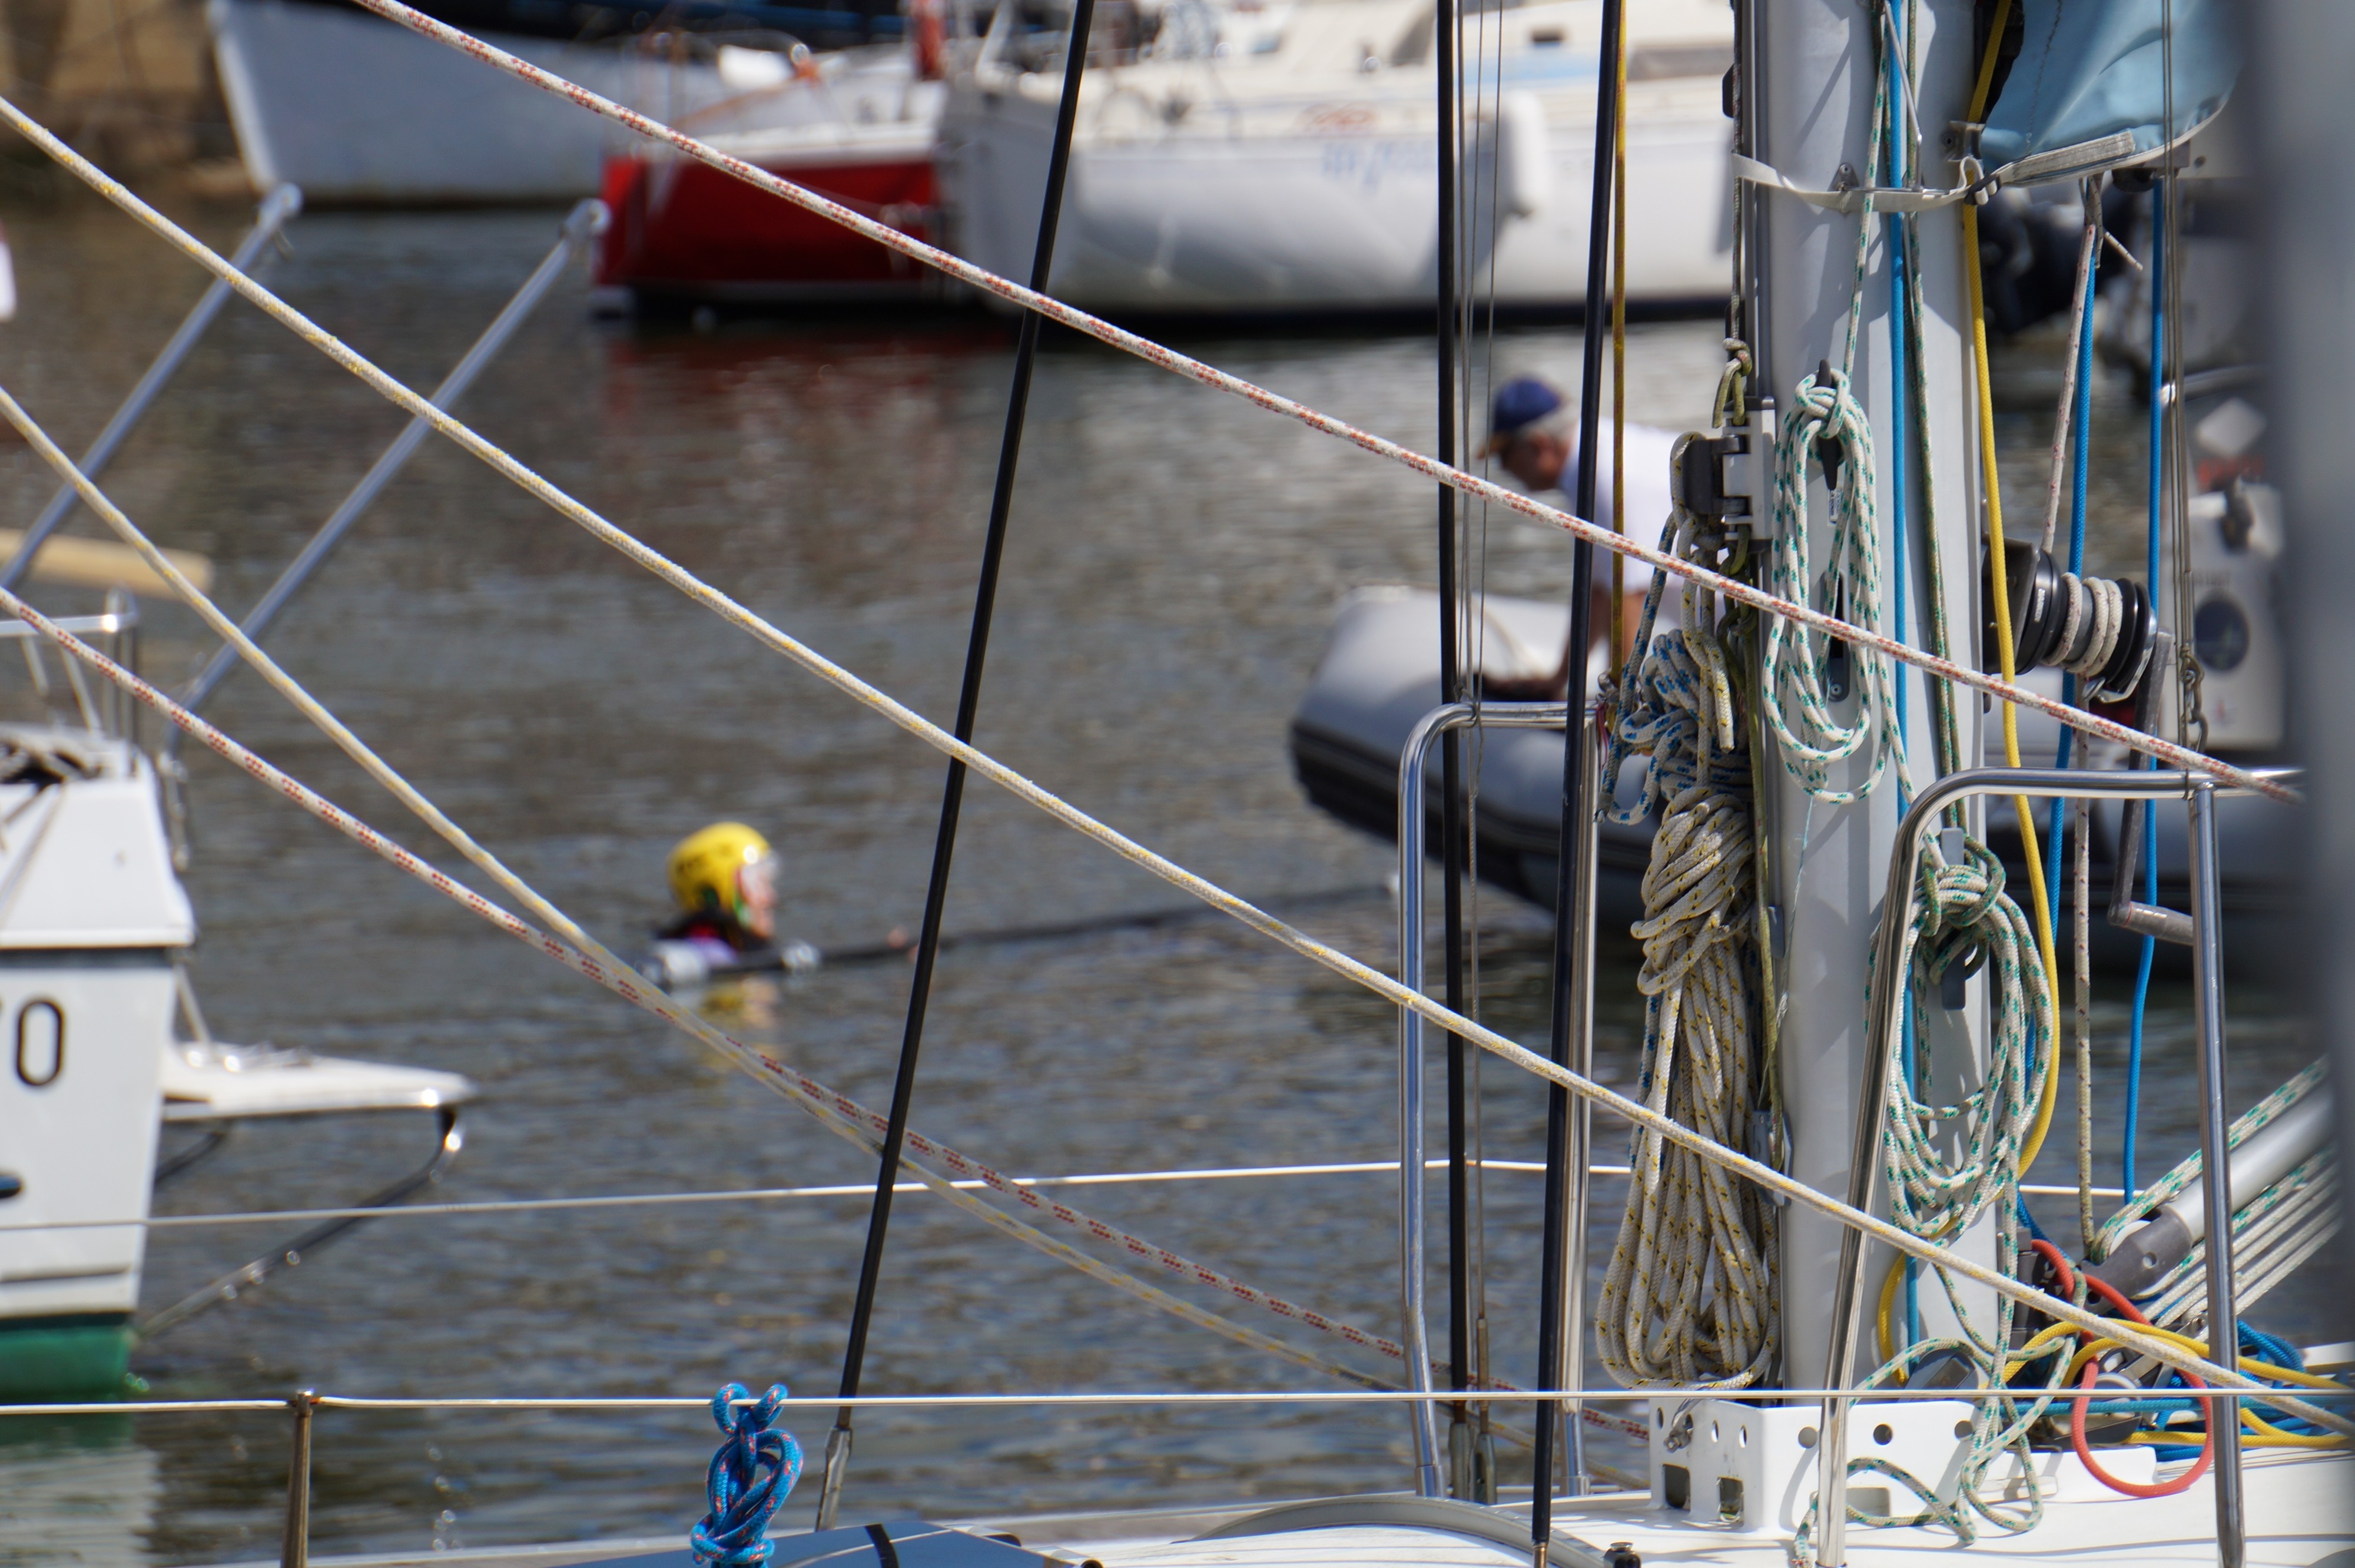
[1597,519,1776,1389]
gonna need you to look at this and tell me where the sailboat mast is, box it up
[1747,0,1988,1387]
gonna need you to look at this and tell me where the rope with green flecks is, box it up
[1780,9,2069,1553]
[2095,1060,2341,1336]
[1759,56,1906,806]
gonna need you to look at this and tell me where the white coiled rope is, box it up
[1597,524,1777,1390]
[1762,367,1906,803]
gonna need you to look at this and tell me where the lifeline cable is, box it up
[0,575,2326,1435]
[1,86,2336,1432]
[0,366,1646,1415]
[37,23,2293,810]
[0,359,1444,1397]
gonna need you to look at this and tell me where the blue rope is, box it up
[1883,1,1922,1358]
[2130,1324,2329,1458]
[691,1383,804,1566]
[2125,197,2166,1199]
[2015,1193,2054,1246]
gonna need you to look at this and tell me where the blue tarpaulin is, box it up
[1981,0,2240,183]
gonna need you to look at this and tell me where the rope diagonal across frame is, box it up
[0,485,1395,1397]
[0,89,2333,1423]
[0,84,2294,811]
[0,369,1663,1450]
[0,539,2329,1433]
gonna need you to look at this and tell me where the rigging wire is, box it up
[818,1,1098,1526]
[1534,0,1624,1531]
[241,3,2309,809]
[1432,0,1475,1487]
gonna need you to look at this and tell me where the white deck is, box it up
[161,1040,476,1121]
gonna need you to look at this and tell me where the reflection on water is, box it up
[0,198,2327,1564]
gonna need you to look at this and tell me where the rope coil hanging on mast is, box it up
[1596,505,1777,1391]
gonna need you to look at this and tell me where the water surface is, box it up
[0,197,2327,1564]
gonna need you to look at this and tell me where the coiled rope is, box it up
[1883,841,2049,1252]
[0,101,2327,1426]
[1763,364,1903,803]
[1760,41,1905,808]
[692,1383,802,1566]
[1596,519,1776,1389]
[0,54,2286,808]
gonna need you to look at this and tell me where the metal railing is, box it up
[1820,765,2299,1568]
[1395,700,1571,1496]
[3,1383,2344,1568]
[1,595,140,740]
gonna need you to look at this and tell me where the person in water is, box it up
[1480,374,1680,697]
[645,821,801,984]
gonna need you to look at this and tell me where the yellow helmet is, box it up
[667,822,773,917]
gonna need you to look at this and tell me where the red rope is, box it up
[2031,1239,2215,1497]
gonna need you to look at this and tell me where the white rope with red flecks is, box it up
[0,339,1630,1428]
[180,2,2291,808]
[0,586,2329,1430]
[0,89,2340,1429]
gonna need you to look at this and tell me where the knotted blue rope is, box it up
[690,1383,804,1566]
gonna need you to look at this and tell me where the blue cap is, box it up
[1483,376,1565,455]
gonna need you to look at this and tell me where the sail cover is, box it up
[1981,0,2240,185]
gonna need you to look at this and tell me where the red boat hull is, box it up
[596,150,939,299]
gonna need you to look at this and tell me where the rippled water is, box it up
[0,197,2330,1565]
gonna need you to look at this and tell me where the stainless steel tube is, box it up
[2188,778,2244,1568]
[177,197,608,721]
[0,184,303,594]
[1399,700,1567,1497]
[1559,712,1600,1497]
[1817,764,2291,1566]
[279,1388,315,1568]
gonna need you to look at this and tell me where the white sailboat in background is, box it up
[1,0,2347,1562]
[939,0,1734,313]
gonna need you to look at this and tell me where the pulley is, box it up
[1980,539,2158,702]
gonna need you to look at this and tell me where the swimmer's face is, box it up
[737,856,779,940]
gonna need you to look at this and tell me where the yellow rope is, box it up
[5,71,2340,1437]
[1877,1249,1907,1362]
[1959,0,2064,1173]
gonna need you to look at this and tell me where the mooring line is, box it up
[0,93,2293,810]
[1,593,2334,1436]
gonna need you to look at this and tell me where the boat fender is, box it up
[1494,92,1550,218]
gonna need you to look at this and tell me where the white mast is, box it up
[1750,0,1987,1388]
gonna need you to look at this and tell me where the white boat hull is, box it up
[208,0,733,204]
[938,34,1733,312]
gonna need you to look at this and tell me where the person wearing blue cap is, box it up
[1475,375,1681,699]
[1481,375,1578,493]
[1481,374,1676,532]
